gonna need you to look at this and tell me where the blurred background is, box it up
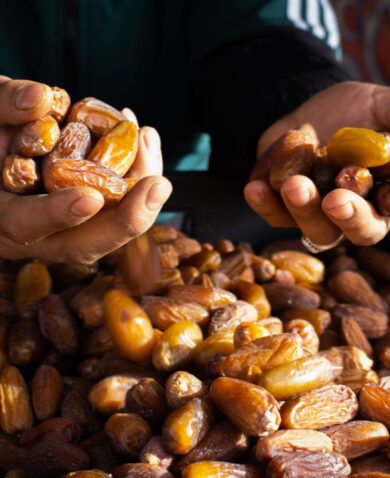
[333,0,390,85]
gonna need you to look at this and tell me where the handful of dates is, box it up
[2,87,138,205]
[0,226,390,477]
[259,123,390,215]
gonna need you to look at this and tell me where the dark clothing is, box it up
[0,0,351,246]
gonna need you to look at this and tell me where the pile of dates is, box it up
[259,123,390,215]
[1,227,390,477]
[3,87,138,204]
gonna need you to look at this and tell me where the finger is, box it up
[0,126,16,165]
[126,127,163,180]
[121,107,139,127]
[34,175,172,264]
[0,187,104,244]
[0,78,53,126]
[280,175,341,245]
[322,188,390,246]
[244,180,296,227]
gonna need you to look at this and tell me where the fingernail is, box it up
[146,181,172,211]
[15,84,47,110]
[284,186,311,207]
[143,128,161,153]
[70,195,104,217]
[326,201,355,220]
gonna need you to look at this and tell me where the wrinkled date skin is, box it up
[210,377,280,437]
[2,155,40,194]
[162,398,215,455]
[88,120,138,177]
[8,320,45,365]
[19,416,79,447]
[126,378,168,428]
[44,157,129,205]
[332,304,388,339]
[374,183,390,217]
[67,97,125,137]
[264,124,318,192]
[267,450,351,478]
[284,318,319,353]
[165,285,236,310]
[46,121,92,162]
[140,435,175,469]
[232,280,271,319]
[335,165,374,197]
[49,86,71,123]
[281,384,358,429]
[140,296,209,331]
[113,463,174,478]
[359,384,390,428]
[324,420,389,460]
[11,115,60,156]
[207,300,258,335]
[255,429,333,461]
[104,412,152,457]
[220,333,304,381]
[165,371,207,410]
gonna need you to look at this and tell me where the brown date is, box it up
[8,320,45,365]
[104,412,152,457]
[328,270,387,313]
[376,332,390,368]
[332,303,388,339]
[11,115,60,156]
[67,97,125,137]
[88,374,140,415]
[258,355,333,400]
[126,378,168,428]
[39,294,79,356]
[284,318,319,353]
[231,280,271,319]
[83,325,116,357]
[335,369,378,394]
[44,157,128,205]
[14,262,52,320]
[220,333,304,380]
[335,165,374,197]
[140,296,209,330]
[162,398,215,454]
[341,316,374,358]
[262,283,320,312]
[71,275,113,329]
[282,309,331,336]
[324,421,389,460]
[360,383,390,428]
[174,420,249,475]
[165,285,236,310]
[251,255,276,282]
[214,239,235,255]
[208,300,258,335]
[167,237,202,260]
[357,246,390,282]
[66,471,112,478]
[281,384,358,429]
[255,429,333,460]
[61,389,99,437]
[267,450,351,478]
[88,120,138,177]
[140,436,175,469]
[47,121,92,162]
[182,461,263,478]
[2,155,40,194]
[32,365,64,421]
[150,224,180,243]
[19,417,78,447]
[0,366,34,434]
[210,377,280,437]
[183,249,222,273]
[49,86,71,123]
[233,322,270,348]
[266,124,318,191]
[0,440,29,472]
[27,441,89,477]
[165,371,207,409]
[374,183,390,216]
[157,243,179,269]
[113,463,174,478]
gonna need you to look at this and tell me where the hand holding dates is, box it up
[0,76,171,263]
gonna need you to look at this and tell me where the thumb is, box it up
[0,76,53,126]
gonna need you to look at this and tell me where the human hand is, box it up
[0,76,172,263]
[244,81,390,247]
